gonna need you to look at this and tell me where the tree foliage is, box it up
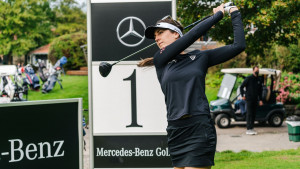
[0,0,87,67]
[177,0,299,71]
[263,42,300,72]
[0,0,55,60]
[52,0,86,36]
[48,32,87,70]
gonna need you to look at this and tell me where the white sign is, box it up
[92,62,167,134]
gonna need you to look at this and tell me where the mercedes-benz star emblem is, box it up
[116,16,146,47]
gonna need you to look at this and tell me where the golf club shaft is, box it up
[183,15,212,30]
[112,14,213,65]
[112,42,157,65]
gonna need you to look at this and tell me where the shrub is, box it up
[48,32,87,70]
[276,72,300,104]
[206,72,223,88]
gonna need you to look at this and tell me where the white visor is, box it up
[145,22,183,39]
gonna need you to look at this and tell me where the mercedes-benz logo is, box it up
[116,16,146,47]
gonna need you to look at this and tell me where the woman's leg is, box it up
[174,167,184,169]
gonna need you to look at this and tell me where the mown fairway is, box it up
[214,148,300,169]
[28,75,88,121]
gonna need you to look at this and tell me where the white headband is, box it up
[156,22,183,37]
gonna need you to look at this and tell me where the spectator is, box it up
[240,66,263,135]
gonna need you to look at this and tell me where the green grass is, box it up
[214,148,300,169]
[205,73,222,103]
[206,87,219,103]
[27,75,88,122]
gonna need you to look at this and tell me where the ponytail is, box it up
[137,57,154,67]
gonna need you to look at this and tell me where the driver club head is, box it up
[99,62,112,77]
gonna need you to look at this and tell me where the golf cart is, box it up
[210,68,286,128]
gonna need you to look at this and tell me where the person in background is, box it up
[235,86,247,115]
[240,66,263,135]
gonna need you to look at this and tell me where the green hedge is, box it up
[49,32,87,70]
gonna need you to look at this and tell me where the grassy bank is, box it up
[27,75,88,121]
[214,148,300,168]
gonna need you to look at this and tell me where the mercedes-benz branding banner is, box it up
[0,99,82,169]
[91,1,172,61]
[94,136,171,168]
[90,1,174,168]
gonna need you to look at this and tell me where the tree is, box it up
[0,0,55,64]
[177,0,299,68]
[48,32,87,70]
[52,0,86,36]
[287,42,300,73]
[263,42,300,72]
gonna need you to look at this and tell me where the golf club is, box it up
[99,15,213,77]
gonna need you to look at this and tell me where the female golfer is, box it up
[139,3,245,169]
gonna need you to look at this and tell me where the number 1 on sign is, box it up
[123,69,142,128]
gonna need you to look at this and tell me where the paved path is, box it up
[216,121,300,152]
[83,127,90,169]
[83,121,300,169]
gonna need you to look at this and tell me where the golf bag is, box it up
[38,61,50,83]
[0,73,27,102]
[0,76,14,100]
[23,64,40,90]
[42,56,67,93]
[11,73,27,101]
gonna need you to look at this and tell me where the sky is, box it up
[76,0,86,5]
[76,0,87,12]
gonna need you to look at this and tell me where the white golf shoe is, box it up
[246,129,257,135]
